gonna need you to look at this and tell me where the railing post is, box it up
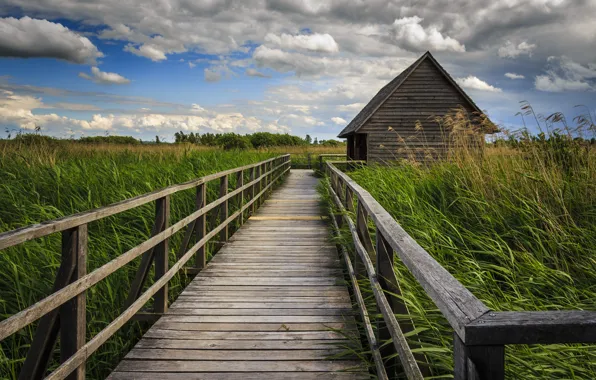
[307,153,312,169]
[453,333,505,380]
[319,155,323,171]
[345,186,354,212]
[154,195,170,314]
[356,202,375,259]
[219,175,229,242]
[253,165,260,213]
[250,166,256,215]
[60,224,87,380]
[195,183,207,269]
[236,170,244,226]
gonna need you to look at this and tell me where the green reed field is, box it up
[323,114,596,378]
[0,140,293,379]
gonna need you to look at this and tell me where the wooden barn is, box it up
[338,51,491,163]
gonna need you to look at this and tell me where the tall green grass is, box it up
[0,141,278,379]
[323,112,595,378]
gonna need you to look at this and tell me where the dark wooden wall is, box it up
[360,59,480,163]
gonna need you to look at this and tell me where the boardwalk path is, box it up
[109,170,368,379]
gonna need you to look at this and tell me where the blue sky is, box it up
[1,1,595,141]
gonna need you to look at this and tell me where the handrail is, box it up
[324,160,596,380]
[318,153,347,171]
[0,154,291,380]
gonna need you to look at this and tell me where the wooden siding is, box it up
[360,59,479,163]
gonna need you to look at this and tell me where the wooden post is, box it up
[319,155,323,172]
[59,225,87,380]
[356,202,375,259]
[253,165,260,213]
[345,186,354,212]
[195,183,206,269]
[307,153,312,169]
[249,167,256,215]
[236,170,244,226]
[154,195,170,314]
[453,333,505,380]
[219,175,229,242]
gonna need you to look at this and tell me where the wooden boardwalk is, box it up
[109,170,368,379]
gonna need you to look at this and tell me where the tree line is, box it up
[173,131,344,150]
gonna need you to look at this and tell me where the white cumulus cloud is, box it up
[246,68,271,78]
[535,55,596,92]
[124,44,167,61]
[456,76,502,92]
[264,33,339,53]
[331,117,347,125]
[392,16,465,52]
[505,72,525,79]
[0,16,103,64]
[498,40,536,58]
[78,67,130,85]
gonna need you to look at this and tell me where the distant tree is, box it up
[155,135,161,144]
[313,137,318,145]
[304,134,312,144]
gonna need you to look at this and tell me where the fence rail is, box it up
[324,160,596,380]
[0,154,291,380]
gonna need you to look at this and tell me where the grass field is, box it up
[323,129,596,378]
[0,140,342,379]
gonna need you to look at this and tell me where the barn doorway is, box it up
[354,134,367,161]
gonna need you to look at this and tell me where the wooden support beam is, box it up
[60,225,87,380]
[219,175,229,242]
[453,333,504,380]
[195,183,207,269]
[235,170,244,226]
[153,196,170,314]
[123,203,166,309]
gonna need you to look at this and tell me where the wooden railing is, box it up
[318,153,347,171]
[0,154,291,380]
[324,161,596,380]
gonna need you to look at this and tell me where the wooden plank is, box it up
[151,322,355,331]
[114,360,365,372]
[109,372,369,380]
[143,329,353,340]
[166,308,355,316]
[134,338,357,350]
[124,348,353,361]
[464,310,596,345]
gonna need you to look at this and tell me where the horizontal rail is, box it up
[465,310,596,345]
[0,155,287,251]
[0,157,289,341]
[326,162,488,339]
[47,164,291,380]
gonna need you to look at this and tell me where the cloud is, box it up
[505,72,525,79]
[264,33,339,53]
[204,68,221,82]
[0,89,291,134]
[124,44,167,61]
[188,62,196,68]
[534,56,596,92]
[78,67,131,85]
[498,40,536,58]
[391,16,465,52]
[0,17,102,64]
[338,103,365,112]
[456,76,502,92]
[331,117,347,125]
[246,68,271,78]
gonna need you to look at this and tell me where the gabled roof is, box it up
[337,51,484,138]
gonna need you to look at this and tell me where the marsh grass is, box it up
[321,109,596,378]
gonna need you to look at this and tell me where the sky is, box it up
[0,0,595,142]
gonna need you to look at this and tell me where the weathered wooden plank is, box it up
[464,310,596,345]
[143,329,353,340]
[166,308,355,316]
[114,360,366,372]
[108,372,369,380]
[151,322,355,331]
[124,348,353,361]
[158,315,352,323]
[134,338,357,350]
